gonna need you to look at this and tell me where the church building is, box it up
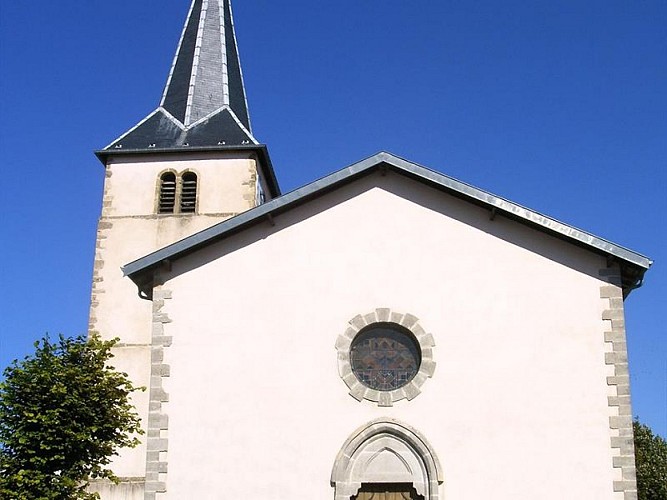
[87,1,652,499]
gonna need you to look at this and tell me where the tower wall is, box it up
[88,150,263,483]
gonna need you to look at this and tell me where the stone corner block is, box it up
[600,285,623,299]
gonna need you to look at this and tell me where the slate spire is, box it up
[161,0,251,130]
[103,0,258,151]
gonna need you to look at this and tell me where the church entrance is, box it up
[352,483,424,500]
[332,420,442,500]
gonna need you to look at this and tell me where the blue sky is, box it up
[0,1,665,436]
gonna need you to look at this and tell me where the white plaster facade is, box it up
[85,1,649,496]
[96,171,633,499]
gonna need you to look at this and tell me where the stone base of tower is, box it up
[88,478,145,499]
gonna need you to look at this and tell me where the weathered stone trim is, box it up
[88,167,114,336]
[331,418,443,500]
[336,309,436,406]
[104,212,240,220]
[88,477,146,496]
[241,159,258,208]
[600,268,637,500]
[144,286,172,500]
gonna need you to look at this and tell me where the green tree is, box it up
[634,419,667,500]
[0,334,144,499]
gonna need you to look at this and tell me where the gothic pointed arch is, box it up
[331,419,443,500]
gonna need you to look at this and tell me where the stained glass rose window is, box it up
[350,323,421,391]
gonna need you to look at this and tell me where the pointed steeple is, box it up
[161,0,251,130]
[102,0,260,152]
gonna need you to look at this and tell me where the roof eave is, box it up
[94,143,280,198]
[123,151,652,298]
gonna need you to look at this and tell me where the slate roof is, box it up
[124,152,652,298]
[101,0,259,154]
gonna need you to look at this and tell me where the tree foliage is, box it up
[634,419,667,500]
[0,334,144,499]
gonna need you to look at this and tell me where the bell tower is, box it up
[88,1,279,495]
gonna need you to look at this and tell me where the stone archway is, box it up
[331,419,443,500]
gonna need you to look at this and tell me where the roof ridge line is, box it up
[122,154,652,284]
[185,105,227,129]
[184,0,210,125]
[160,0,198,109]
[103,109,162,150]
[226,0,252,132]
[219,0,230,108]
[376,154,654,264]
[182,105,257,144]
[103,107,187,151]
[224,105,258,144]
[159,107,187,129]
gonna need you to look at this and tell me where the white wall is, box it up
[153,173,618,499]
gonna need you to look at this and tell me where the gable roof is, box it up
[124,152,652,298]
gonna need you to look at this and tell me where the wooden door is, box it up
[352,483,424,500]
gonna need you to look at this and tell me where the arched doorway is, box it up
[331,419,443,500]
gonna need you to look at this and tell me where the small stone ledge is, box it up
[600,285,623,299]
[88,477,145,497]
[336,308,436,407]
[89,477,145,485]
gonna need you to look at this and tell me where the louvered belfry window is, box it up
[180,172,197,213]
[158,172,177,213]
[156,171,198,214]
